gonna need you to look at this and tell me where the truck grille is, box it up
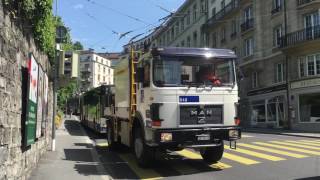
[180,105,223,125]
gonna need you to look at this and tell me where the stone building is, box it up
[0,3,54,180]
[154,0,209,48]
[80,51,114,91]
[202,0,320,132]
[128,0,320,132]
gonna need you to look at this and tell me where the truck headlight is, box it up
[161,133,172,142]
[229,130,239,138]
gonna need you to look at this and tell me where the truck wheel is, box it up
[107,121,118,150]
[200,141,224,164]
[134,127,154,167]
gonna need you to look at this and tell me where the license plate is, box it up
[197,134,210,141]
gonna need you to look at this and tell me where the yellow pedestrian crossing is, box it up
[101,139,320,179]
[237,143,308,158]
[176,149,232,169]
[224,146,286,161]
[253,142,320,155]
[286,140,320,147]
[270,141,320,151]
[223,152,260,165]
[118,153,163,180]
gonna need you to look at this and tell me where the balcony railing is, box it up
[205,0,240,27]
[241,18,254,32]
[271,6,281,14]
[297,0,315,6]
[280,25,320,48]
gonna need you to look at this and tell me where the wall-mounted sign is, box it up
[25,54,39,146]
[36,66,44,138]
[291,78,320,89]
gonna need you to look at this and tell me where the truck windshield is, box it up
[153,56,235,87]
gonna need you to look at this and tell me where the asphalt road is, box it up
[83,127,320,180]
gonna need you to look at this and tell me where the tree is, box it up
[73,41,84,50]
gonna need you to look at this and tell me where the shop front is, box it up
[290,77,320,132]
[247,84,288,129]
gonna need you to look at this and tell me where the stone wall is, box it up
[0,3,53,180]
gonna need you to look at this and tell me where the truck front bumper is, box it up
[146,126,241,148]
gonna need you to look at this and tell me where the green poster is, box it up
[25,54,39,146]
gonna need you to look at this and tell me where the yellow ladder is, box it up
[130,48,139,119]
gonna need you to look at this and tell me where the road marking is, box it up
[242,135,254,138]
[119,153,163,180]
[223,152,260,165]
[300,140,320,144]
[176,149,232,169]
[224,146,285,161]
[237,143,308,158]
[253,142,320,156]
[286,140,320,147]
[270,141,320,151]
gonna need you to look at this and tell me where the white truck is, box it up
[105,47,241,167]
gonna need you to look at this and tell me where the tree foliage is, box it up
[3,0,56,60]
[57,79,78,110]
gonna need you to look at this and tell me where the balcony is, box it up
[271,6,281,15]
[204,0,240,28]
[241,18,254,33]
[297,0,315,6]
[280,25,320,48]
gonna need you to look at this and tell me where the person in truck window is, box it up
[197,66,221,86]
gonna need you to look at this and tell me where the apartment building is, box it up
[154,0,209,48]
[202,0,320,131]
[80,51,114,91]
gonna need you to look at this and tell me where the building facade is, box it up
[154,0,209,48]
[80,52,114,91]
[202,0,320,131]
[125,0,320,131]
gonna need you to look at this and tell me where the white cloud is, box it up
[73,4,84,10]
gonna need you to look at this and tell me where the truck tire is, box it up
[134,127,154,167]
[107,121,118,150]
[200,141,224,164]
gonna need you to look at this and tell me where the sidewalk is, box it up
[29,116,111,180]
[243,128,320,139]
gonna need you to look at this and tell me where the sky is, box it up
[54,0,185,53]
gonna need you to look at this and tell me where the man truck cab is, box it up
[106,47,241,167]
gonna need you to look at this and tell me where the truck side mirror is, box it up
[136,67,144,83]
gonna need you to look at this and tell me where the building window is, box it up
[244,37,254,57]
[252,100,266,123]
[212,32,217,48]
[221,0,225,9]
[176,22,179,36]
[274,25,282,47]
[181,40,185,47]
[272,0,282,14]
[193,4,197,22]
[231,20,237,37]
[221,27,226,43]
[98,75,100,81]
[181,19,185,31]
[299,93,320,123]
[201,0,206,13]
[193,31,198,47]
[187,36,191,47]
[211,7,216,17]
[275,63,284,83]
[187,10,191,25]
[244,6,253,21]
[108,68,111,75]
[171,28,175,41]
[252,71,258,88]
[299,54,320,77]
